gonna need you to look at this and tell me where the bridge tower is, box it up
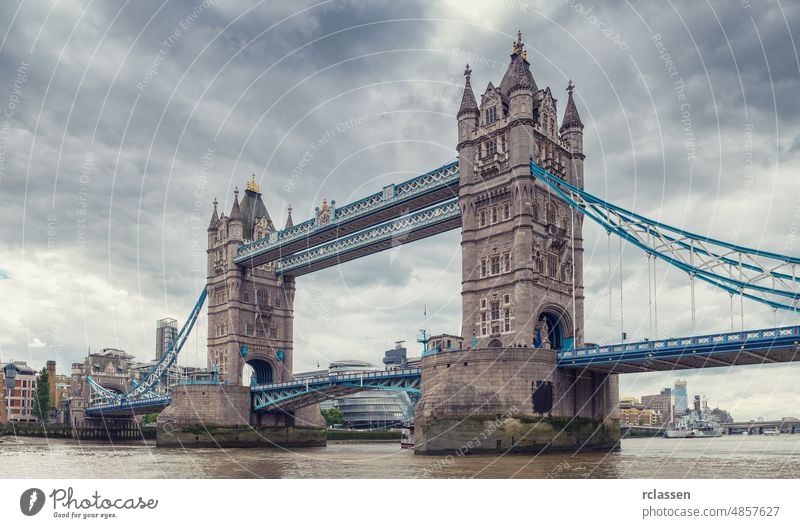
[415,32,618,455]
[206,176,295,386]
[458,32,585,350]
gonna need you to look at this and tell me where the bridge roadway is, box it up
[235,161,458,269]
[558,325,800,373]
[85,325,800,416]
[251,367,421,412]
[274,200,460,276]
[725,420,800,433]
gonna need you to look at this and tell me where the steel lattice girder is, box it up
[235,161,459,266]
[531,162,800,312]
[273,200,461,275]
[559,324,800,371]
[251,370,421,411]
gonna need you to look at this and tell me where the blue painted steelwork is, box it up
[235,161,459,263]
[85,395,172,417]
[251,368,421,411]
[558,325,800,370]
[274,199,460,275]
[84,287,207,415]
[531,162,800,311]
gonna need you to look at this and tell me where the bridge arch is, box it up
[535,305,573,350]
[243,357,275,385]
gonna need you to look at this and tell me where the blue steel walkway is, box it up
[558,325,800,373]
[251,368,421,412]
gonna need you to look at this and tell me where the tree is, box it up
[34,367,51,422]
[321,407,344,426]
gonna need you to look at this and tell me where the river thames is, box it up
[2,435,799,478]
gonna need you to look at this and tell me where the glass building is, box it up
[315,360,415,429]
[673,379,688,416]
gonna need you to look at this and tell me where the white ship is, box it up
[665,413,723,438]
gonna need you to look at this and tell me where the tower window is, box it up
[480,258,487,278]
[486,140,497,157]
[501,134,507,152]
[490,301,501,334]
[503,202,511,220]
[503,294,510,304]
[492,206,498,224]
[547,253,558,278]
[480,298,487,309]
[547,202,556,224]
[480,210,487,227]
[504,309,511,332]
[491,255,501,275]
[481,312,488,336]
[486,106,497,124]
[503,253,511,272]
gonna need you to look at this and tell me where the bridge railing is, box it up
[252,368,421,391]
[84,395,172,413]
[558,325,800,360]
[236,161,458,260]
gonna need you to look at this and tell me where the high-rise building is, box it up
[383,341,408,369]
[156,318,178,362]
[673,379,688,416]
[641,389,674,426]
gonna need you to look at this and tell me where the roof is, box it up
[499,33,537,97]
[560,80,583,130]
[240,188,274,240]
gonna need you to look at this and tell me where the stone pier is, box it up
[414,347,620,455]
[156,384,326,448]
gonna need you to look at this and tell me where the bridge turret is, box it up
[457,64,478,188]
[560,80,584,189]
[228,187,244,242]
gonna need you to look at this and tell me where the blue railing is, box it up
[251,368,421,392]
[558,325,800,364]
[84,395,172,415]
[236,161,459,261]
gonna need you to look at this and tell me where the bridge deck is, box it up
[251,368,421,411]
[84,395,172,417]
[275,200,460,276]
[235,162,459,268]
[558,325,800,373]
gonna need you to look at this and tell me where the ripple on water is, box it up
[2,436,800,478]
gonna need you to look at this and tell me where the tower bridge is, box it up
[82,32,800,454]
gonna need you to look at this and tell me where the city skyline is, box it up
[1,1,800,422]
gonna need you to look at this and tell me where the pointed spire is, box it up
[208,198,219,230]
[285,204,294,229]
[457,64,479,119]
[230,187,242,222]
[560,80,583,131]
[500,30,537,96]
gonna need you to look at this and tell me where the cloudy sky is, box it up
[1,0,799,420]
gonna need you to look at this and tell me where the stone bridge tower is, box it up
[206,176,296,386]
[414,32,617,455]
[457,31,585,351]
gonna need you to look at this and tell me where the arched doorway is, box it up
[535,309,570,350]
[488,338,503,348]
[243,358,274,386]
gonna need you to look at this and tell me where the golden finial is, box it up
[246,172,261,193]
[521,49,527,61]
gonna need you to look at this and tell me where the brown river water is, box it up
[2,435,799,478]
